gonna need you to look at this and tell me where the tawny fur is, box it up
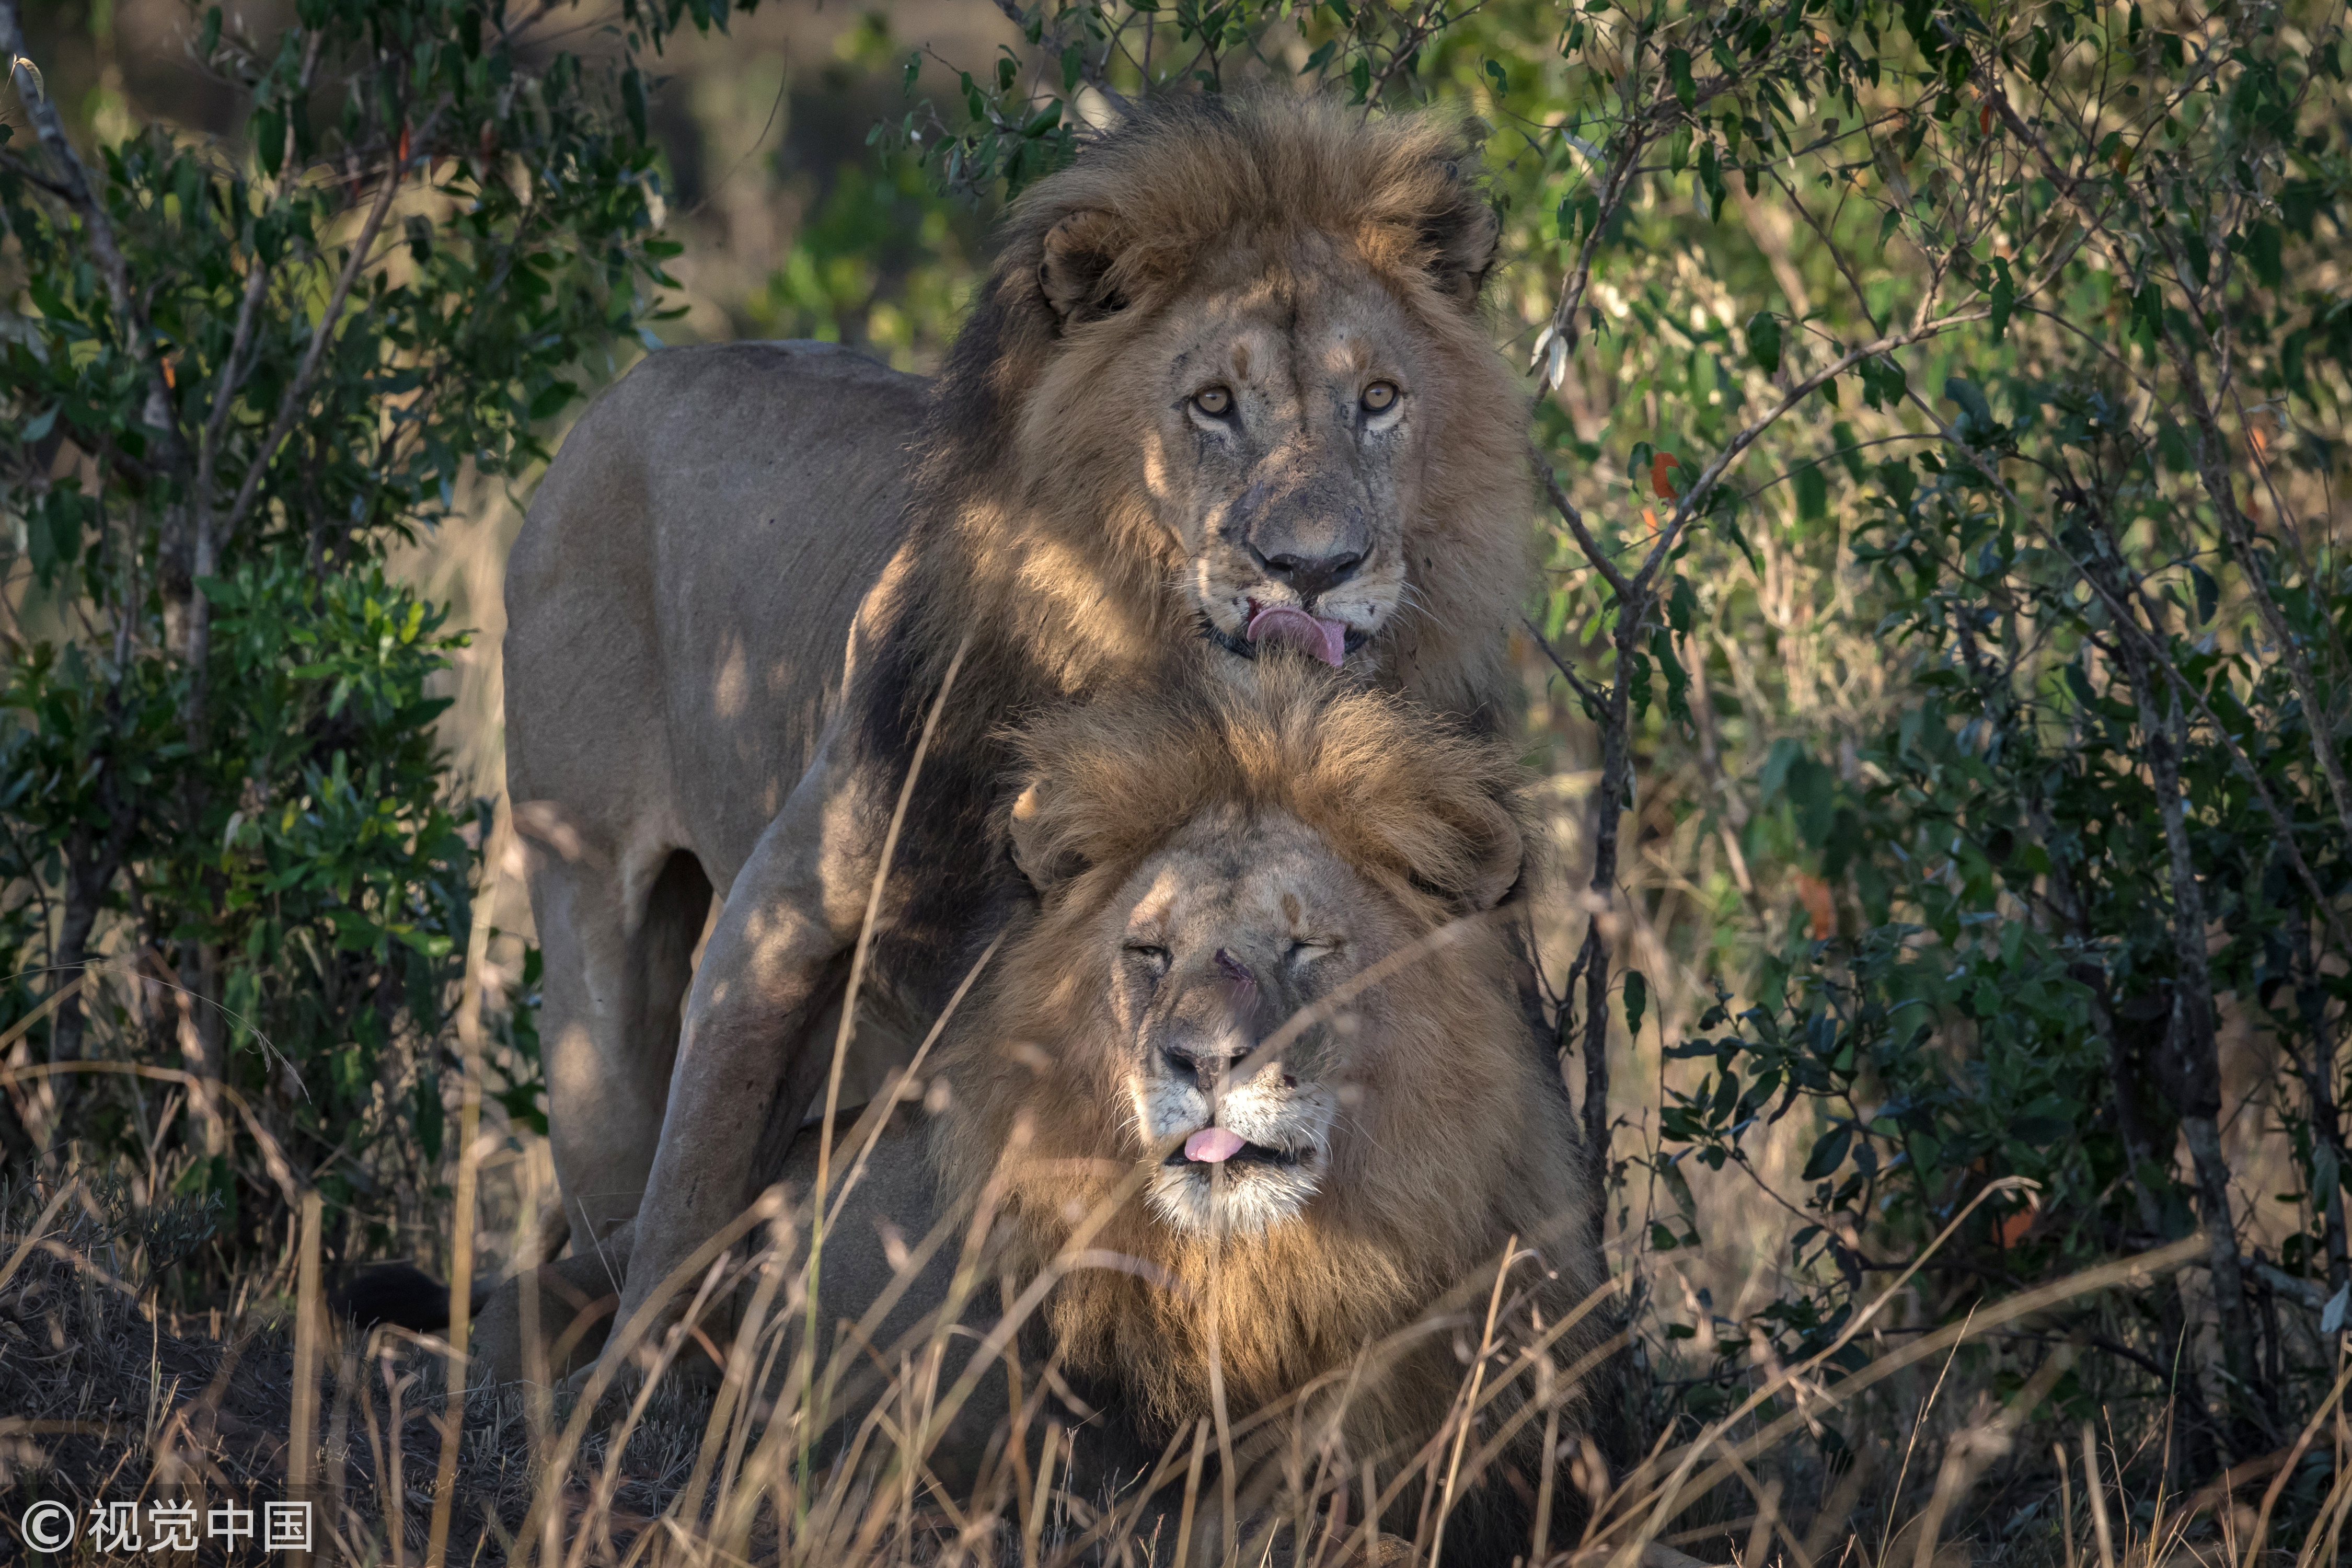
[930,669,1610,1513]
[505,90,1549,1374]
[894,91,1536,733]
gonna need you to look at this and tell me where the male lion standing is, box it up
[503,96,1540,1365]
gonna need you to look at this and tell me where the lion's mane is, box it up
[930,671,1610,1514]
[884,94,1536,739]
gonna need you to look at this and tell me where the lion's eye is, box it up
[1192,386,1233,418]
[1360,382,1399,414]
[1124,943,1172,977]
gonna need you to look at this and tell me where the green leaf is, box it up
[1794,460,1828,522]
[1759,737,1804,805]
[622,67,648,143]
[1667,576,1699,637]
[2244,221,2283,289]
[1876,457,1917,507]
[1667,47,1697,108]
[414,1071,444,1163]
[1987,256,2014,340]
[1944,376,1991,431]
[1802,1123,1853,1180]
[1789,756,1835,847]
[2190,564,2218,626]
[1624,969,1648,1039]
[2156,421,2192,472]
[1650,628,1690,726]
[253,106,285,177]
[1713,510,1759,572]
[528,381,579,421]
[1747,311,1781,373]
[1696,140,1725,222]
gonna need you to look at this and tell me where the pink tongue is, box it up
[1185,1127,1248,1164]
[1245,605,1348,668]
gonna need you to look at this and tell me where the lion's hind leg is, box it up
[533,841,714,1256]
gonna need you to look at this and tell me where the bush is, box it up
[0,0,731,1285]
[887,0,2352,1508]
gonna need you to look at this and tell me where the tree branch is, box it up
[1521,614,1599,709]
[2,5,183,470]
[185,155,403,737]
[189,263,272,547]
[1633,308,1990,594]
[1539,460,1636,605]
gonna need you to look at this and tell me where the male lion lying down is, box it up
[475,670,1630,1563]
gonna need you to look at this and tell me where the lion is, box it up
[469,671,1619,1564]
[499,94,1540,1376]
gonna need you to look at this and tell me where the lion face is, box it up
[975,671,1543,1251]
[1144,246,1436,671]
[1032,233,1493,676]
[997,100,1523,699]
[1094,803,1416,1236]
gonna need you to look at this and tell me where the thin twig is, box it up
[1,6,182,466]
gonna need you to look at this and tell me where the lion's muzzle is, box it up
[1137,951,1336,1235]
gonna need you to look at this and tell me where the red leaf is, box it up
[1650,452,1680,499]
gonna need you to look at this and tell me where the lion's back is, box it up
[504,341,931,886]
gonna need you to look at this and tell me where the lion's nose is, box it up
[1162,1039,1236,1090]
[1256,547,1364,605]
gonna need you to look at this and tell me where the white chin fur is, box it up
[1132,1076,1337,1237]
[1148,1158,1324,1236]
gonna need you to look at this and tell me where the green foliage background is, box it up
[6,0,2351,1542]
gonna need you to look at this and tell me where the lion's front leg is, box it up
[595,725,898,1381]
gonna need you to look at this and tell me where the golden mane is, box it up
[896,93,1535,725]
[1001,665,1533,920]
[930,668,1607,1524]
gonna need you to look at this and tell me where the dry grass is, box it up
[1,816,2342,1566]
[7,408,2330,1568]
[8,1040,2350,1566]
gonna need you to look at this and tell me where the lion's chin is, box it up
[1147,1158,1324,1237]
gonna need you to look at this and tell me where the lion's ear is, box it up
[1039,210,1129,325]
[1421,167,1500,308]
[1008,779,1082,893]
